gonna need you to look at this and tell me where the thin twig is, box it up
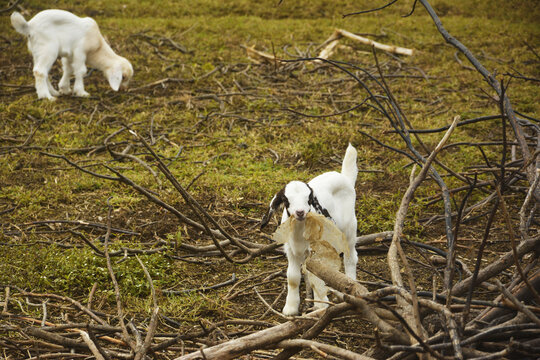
[103,198,136,352]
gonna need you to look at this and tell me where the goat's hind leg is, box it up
[304,265,314,302]
[46,77,60,97]
[58,57,73,95]
[343,238,359,280]
[307,272,329,310]
[72,51,89,97]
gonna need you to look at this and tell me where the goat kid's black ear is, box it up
[260,189,285,229]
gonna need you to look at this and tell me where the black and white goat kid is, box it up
[261,144,358,315]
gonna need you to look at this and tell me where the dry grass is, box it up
[0,0,538,358]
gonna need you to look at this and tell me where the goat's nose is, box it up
[295,210,305,218]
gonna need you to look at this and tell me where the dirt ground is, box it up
[0,0,539,359]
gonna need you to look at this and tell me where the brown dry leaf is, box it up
[272,213,347,254]
[309,240,341,271]
[272,212,347,270]
[272,216,294,244]
[304,212,348,257]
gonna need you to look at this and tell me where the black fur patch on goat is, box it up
[307,184,333,220]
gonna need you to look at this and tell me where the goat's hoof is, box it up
[75,91,90,97]
[49,89,60,97]
[59,88,71,95]
[37,92,56,101]
[313,302,329,310]
[282,305,299,316]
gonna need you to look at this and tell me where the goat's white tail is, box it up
[11,12,29,36]
[341,143,358,185]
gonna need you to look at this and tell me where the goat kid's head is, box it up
[260,181,314,229]
[105,57,133,91]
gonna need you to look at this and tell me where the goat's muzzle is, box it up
[294,210,306,221]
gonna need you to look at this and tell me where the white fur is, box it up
[267,144,358,316]
[11,10,133,100]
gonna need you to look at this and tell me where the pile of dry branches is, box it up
[1,0,539,359]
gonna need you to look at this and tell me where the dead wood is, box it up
[24,327,88,350]
[174,309,326,360]
[494,279,540,327]
[335,29,414,56]
[419,0,540,204]
[356,231,393,246]
[0,0,22,14]
[271,302,354,359]
[387,116,459,349]
[79,331,107,360]
[2,1,539,359]
[451,236,539,297]
[103,199,137,353]
[305,257,409,345]
[242,45,283,65]
[476,269,540,326]
[276,338,374,359]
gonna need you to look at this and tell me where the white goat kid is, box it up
[261,144,358,316]
[11,10,133,100]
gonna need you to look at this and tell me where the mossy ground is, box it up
[0,0,538,355]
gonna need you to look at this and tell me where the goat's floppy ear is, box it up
[260,188,286,229]
[107,66,123,91]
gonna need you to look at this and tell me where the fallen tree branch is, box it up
[495,279,540,327]
[388,115,459,349]
[418,0,540,203]
[335,29,414,56]
[452,236,540,296]
[174,308,327,360]
[276,338,373,359]
[305,257,409,345]
[103,198,136,352]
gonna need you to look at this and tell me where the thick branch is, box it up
[174,309,325,360]
[305,257,410,345]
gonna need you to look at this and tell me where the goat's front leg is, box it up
[32,50,57,100]
[283,251,304,316]
[72,52,89,97]
[58,57,73,95]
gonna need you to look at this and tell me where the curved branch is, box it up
[418,0,539,200]
[343,0,400,18]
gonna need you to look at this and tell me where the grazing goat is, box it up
[261,144,358,315]
[11,10,133,100]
